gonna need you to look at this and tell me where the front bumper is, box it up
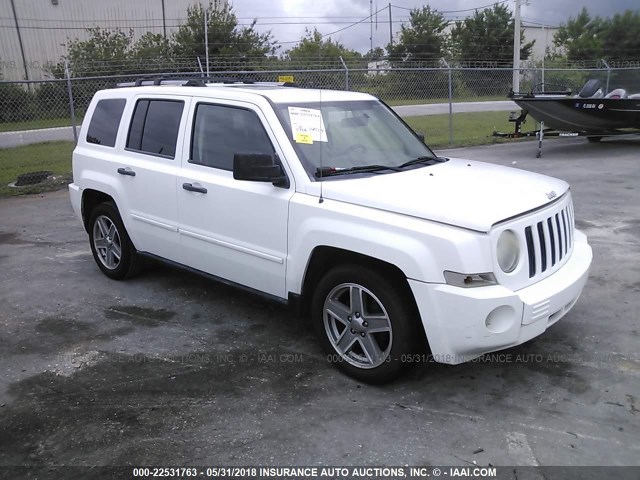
[409,229,592,364]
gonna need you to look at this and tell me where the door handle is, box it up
[117,167,136,177]
[182,182,207,194]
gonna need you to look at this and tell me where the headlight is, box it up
[497,229,520,273]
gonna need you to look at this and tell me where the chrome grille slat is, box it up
[525,226,536,277]
[555,214,563,261]
[552,216,561,265]
[561,210,568,255]
[542,220,553,271]
[537,222,547,272]
[568,205,573,247]
[547,217,557,266]
[568,204,574,248]
[523,197,575,280]
[531,222,543,276]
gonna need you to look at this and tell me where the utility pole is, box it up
[9,0,29,81]
[370,0,373,54]
[541,25,545,92]
[513,0,521,92]
[388,3,393,45]
[161,0,167,42]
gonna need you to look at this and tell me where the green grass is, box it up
[0,118,79,133]
[386,95,508,106]
[0,141,74,196]
[0,111,523,197]
[404,111,522,149]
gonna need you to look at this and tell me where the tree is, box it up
[387,6,448,61]
[366,47,386,60]
[283,29,362,88]
[50,0,279,77]
[50,27,174,77]
[602,11,640,60]
[450,4,534,65]
[131,32,172,60]
[285,28,362,67]
[554,8,640,62]
[172,0,278,68]
[58,27,135,76]
[553,8,603,61]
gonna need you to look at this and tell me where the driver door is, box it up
[177,100,293,299]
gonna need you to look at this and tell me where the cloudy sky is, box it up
[229,0,638,53]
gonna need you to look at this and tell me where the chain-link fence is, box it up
[1,63,639,146]
[2,62,638,193]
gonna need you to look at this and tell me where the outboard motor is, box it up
[577,79,604,98]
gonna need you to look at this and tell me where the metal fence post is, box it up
[64,60,78,145]
[339,56,349,91]
[204,8,210,77]
[601,59,611,93]
[441,58,453,145]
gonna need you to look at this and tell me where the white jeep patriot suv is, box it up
[69,78,592,383]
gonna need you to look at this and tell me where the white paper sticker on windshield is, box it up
[288,107,328,144]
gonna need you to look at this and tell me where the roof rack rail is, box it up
[117,77,300,88]
[181,77,256,86]
[121,77,197,88]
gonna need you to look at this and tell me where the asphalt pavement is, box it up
[0,136,638,468]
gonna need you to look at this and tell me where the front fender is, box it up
[286,194,493,295]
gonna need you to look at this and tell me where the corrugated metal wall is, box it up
[0,0,221,80]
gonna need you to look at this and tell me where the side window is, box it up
[86,98,126,147]
[126,99,184,158]
[190,104,275,171]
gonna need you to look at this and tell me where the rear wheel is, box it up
[312,265,420,384]
[88,202,141,280]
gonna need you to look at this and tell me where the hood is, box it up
[320,158,569,232]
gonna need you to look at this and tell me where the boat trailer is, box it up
[492,109,585,158]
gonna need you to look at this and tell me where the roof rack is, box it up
[117,77,299,88]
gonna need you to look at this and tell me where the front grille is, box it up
[524,200,574,279]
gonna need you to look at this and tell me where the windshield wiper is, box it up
[315,164,403,178]
[398,156,448,169]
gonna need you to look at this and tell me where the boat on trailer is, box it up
[494,79,640,156]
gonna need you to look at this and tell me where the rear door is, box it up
[115,95,190,263]
[177,99,293,298]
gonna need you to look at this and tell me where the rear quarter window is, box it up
[86,98,126,147]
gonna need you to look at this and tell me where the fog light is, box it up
[444,271,497,288]
[485,305,516,334]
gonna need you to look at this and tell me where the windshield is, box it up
[273,99,437,180]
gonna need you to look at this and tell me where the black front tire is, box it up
[88,202,141,280]
[312,265,421,384]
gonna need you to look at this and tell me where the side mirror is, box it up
[417,132,425,143]
[233,153,289,188]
